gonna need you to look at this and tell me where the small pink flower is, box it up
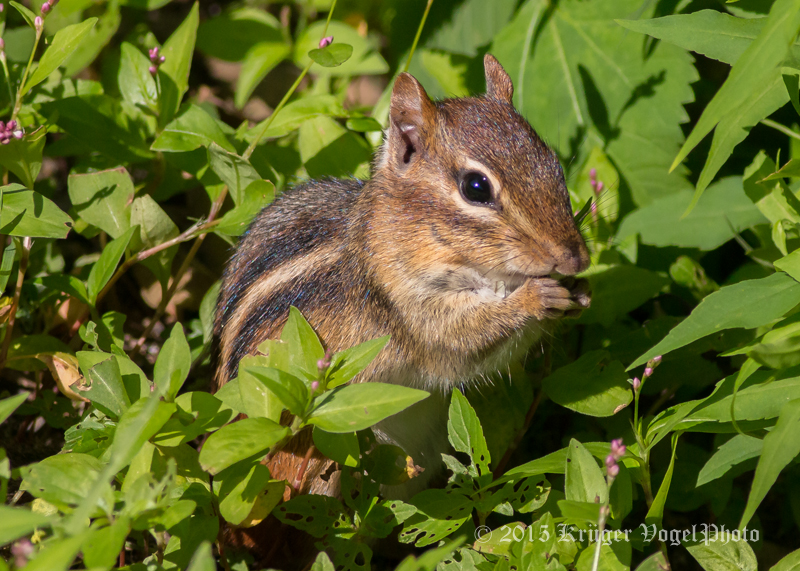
[632,377,641,391]
[34,16,43,29]
[148,65,158,76]
[310,381,319,392]
[652,355,662,365]
[608,463,619,477]
[319,36,333,49]
[610,438,625,458]
[589,168,597,181]
[0,38,5,50]
[149,47,159,61]
[644,367,653,378]
[41,2,49,13]
[7,120,16,130]
[13,129,23,139]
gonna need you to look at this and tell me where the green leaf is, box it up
[207,143,262,206]
[86,226,136,304]
[0,505,53,545]
[760,158,800,182]
[20,453,104,506]
[447,390,491,477]
[327,335,390,389]
[543,351,632,417]
[235,42,291,109]
[556,499,602,523]
[500,442,612,481]
[42,95,154,163]
[740,398,800,529]
[697,434,763,487]
[630,272,800,369]
[154,391,235,447]
[307,383,429,433]
[158,2,199,124]
[401,489,472,547]
[309,43,354,68]
[0,184,73,239]
[298,115,371,179]
[18,531,89,571]
[0,392,28,424]
[235,357,283,422]
[491,0,696,205]
[744,152,800,226]
[62,3,121,77]
[617,177,767,251]
[645,434,679,529]
[81,519,130,569]
[118,42,158,110]
[24,18,98,94]
[152,104,236,153]
[565,439,607,504]
[616,10,798,67]
[186,542,216,571]
[313,428,359,467]
[76,354,131,418]
[199,417,289,475]
[274,494,352,538]
[294,21,388,78]
[108,396,177,471]
[242,95,348,142]
[281,306,326,378]
[685,531,757,571]
[776,249,800,282]
[244,365,308,417]
[0,127,46,188]
[196,6,284,62]
[669,0,800,208]
[634,552,670,571]
[214,460,272,525]
[153,323,191,401]
[772,549,800,571]
[214,179,274,237]
[67,167,134,238]
[577,266,669,328]
[10,1,37,28]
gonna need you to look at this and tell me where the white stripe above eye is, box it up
[452,158,502,217]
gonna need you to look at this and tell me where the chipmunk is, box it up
[214,54,591,501]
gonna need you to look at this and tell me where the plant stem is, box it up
[404,0,434,72]
[129,187,228,356]
[0,237,31,371]
[761,118,800,142]
[243,0,338,159]
[12,26,43,121]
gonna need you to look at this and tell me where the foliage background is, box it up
[1,0,800,570]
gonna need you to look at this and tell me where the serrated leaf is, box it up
[447,390,491,476]
[24,18,98,94]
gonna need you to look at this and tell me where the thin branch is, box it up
[761,118,800,141]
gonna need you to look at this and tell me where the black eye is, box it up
[460,171,494,205]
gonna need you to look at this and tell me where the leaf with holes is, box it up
[447,390,491,477]
[274,494,353,538]
[400,489,473,547]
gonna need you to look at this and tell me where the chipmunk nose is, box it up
[553,240,590,276]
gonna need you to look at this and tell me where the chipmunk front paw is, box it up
[521,277,591,320]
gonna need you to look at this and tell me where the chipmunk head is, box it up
[374,54,589,299]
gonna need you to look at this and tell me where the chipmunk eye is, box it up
[460,171,494,205]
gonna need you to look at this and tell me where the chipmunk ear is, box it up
[484,54,513,104]
[388,72,436,167]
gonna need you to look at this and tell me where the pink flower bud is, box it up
[149,47,159,61]
[13,130,23,139]
[148,65,158,76]
[632,377,641,391]
[1,138,10,145]
[34,16,43,29]
[605,454,615,468]
[159,55,165,63]
[310,381,319,392]
[41,2,49,13]
[319,35,333,49]
[610,438,626,458]
[589,168,597,181]
[0,38,4,50]
[0,3,4,11]
[644,367,653,378]
[608,463,619,478]
[595,181,604,194]
[50,0,57,5]
[0,121,5,131]
[653,355,662,365]
[7,120,16,130]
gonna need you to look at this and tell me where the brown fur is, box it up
[213,55,590,503]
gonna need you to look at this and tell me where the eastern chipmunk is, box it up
[214,54,591,500]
